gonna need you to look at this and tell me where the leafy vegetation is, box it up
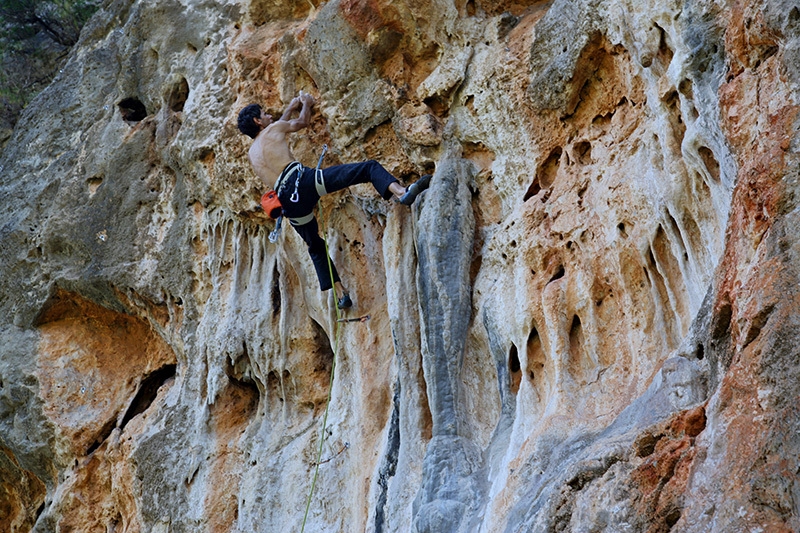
[0,0,101,142]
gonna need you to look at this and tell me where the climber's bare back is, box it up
[248,124,296,189]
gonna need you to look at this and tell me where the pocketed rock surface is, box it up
[1,0,799,531]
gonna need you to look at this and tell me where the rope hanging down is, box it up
[300,149,344,533]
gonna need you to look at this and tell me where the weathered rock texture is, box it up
[1,0,799,531]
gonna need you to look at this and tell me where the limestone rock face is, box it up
[1,0,799,531]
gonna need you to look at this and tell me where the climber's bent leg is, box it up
[291,217,341,292]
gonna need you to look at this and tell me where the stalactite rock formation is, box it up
[1,0,799,531]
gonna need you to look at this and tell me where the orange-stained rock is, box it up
[1,0,799,531]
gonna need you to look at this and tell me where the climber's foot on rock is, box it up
[337,293,353,310]
[398,174,432,205]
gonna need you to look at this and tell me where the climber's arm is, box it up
[279,97,301,121]
[286,92,314,132]
[266,92,314,140]
[270,94,313,134]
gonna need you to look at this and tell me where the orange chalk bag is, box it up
[260,190,283,219]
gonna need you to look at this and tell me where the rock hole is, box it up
[548,264,565,283]
[497,12,519,40]
[536,147,562,189]
[592,110,614,127]
[167,77,190,112]
[465,95,475,111]
[789,7,800,33]
[697,146,720,182]
[567,315,589,384]
[523,178,541,202]
[569,315,582,350]
[743,304,774,349]
[108,515,121,532]
[634,432,662,457]
[86,416,117,455]
[423,93,452,118]
[87,175,103,196]
[271,265,281,314]
[118,97,147,122]
[664,508,681,528]
[695,343,704,360]
[220,356,260,425]
[574,141,592,165]
[678,78,694,99]
[754,45,778,69]
[509,344,521,394]
[120,364,177,429]
[526,327,545,387]
[577,181,588,203]
[711,300,732,342]
[466,0,476,16]
[618,222,628,237]
[267,370,283,403]
[664,90,686,145]
[655,23,674,65]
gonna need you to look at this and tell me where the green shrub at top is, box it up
[0,0,101,141]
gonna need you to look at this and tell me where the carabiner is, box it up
[269,216,283,243]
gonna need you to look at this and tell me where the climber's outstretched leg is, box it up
[322,160,433,206]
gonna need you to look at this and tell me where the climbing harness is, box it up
[268,146,331,230]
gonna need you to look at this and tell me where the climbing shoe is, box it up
[398,174,432,205]
[337,293,353,309]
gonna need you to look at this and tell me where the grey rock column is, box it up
[412,155,480,533]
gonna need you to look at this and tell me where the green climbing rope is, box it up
[300,202,343,533]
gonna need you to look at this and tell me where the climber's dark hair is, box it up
[237,103,262,139]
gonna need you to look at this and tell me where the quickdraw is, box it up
[268,215,282,243]
[289,144,328,203]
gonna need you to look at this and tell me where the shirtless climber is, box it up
[237,91,431,309]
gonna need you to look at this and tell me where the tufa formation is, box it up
[1,0,799,531]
